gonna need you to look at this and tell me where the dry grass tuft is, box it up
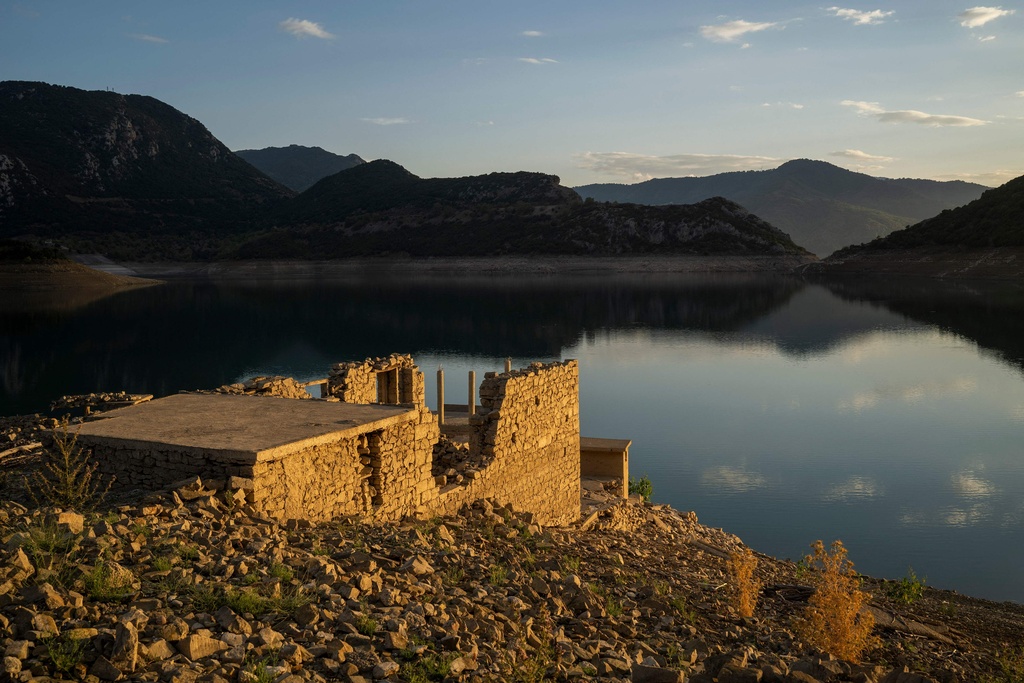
[728,547,761,618]
[793,539,876,663]
[26,417,111,510]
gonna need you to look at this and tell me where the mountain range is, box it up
[235,145,364,192]
[0,82,809,262]
[234,159,809,259]
[575,160,988,256]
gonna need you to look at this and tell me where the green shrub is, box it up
[886,567,926,605]
[629,474,653,502]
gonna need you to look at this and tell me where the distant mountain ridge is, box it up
[231,159,811,259]
[812,173,1024,278]
[0,81,292,257]
[575,159,988,256]
[235,144,364,192]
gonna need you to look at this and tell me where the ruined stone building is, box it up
[76,355,593,526]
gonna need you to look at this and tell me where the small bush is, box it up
[728,547,761,618]
[792,540,875,663]
[629,474,654,502]
[886,567,926,605]
[20,518,82,588]
[605,595,624,617]
[442,566,465,586]
[26,418,111,510]
[43,632,88,676]
[269,562,294,582]
[561,555,581,573]
[401,652,458,683]
[151,556,173,572]
[669,595,696,623]
[356,613,378,636]
[981,646,1024,683]
[85,560,137,602]
[489,564,508,586]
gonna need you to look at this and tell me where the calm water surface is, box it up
[3,273,1024,602]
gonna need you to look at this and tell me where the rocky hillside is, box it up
[0,408,1022,683]
[575,160,987,257]
[235,145,365,193]
[232,161,811,259]
[0,81,292,257]
[815,173,1024,278]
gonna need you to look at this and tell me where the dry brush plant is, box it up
[728,547,761,618]
[793,539,876,663]
[25,417,111,510]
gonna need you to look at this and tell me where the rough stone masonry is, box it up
[75,356,581,526]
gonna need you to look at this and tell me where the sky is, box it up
[2,1,1022,187]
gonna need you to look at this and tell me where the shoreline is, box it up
[109,254,818,279]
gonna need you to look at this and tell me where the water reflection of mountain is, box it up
[821,278,1024,374]
[740,284,929,356]
[1,275,803,415]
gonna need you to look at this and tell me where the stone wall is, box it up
[327,354,424,407]
[419,360,581,526]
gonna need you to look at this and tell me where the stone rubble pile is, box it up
[209,378,313,401]
[0,478,981,683]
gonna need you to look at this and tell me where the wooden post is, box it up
[436,367,445,426]
[468,370,476,416]
[505,357,512,373]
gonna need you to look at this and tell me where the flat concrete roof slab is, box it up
[75,394,418,462]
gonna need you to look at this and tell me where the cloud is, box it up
[518,57,558,64]
[361,117,410,126]
[129,33,169,44]
[958,6,1014,28]
[831,149,895,162]
[700,19,779,43]
[979,34,997,41]
[575,151,780,181]
[279,17,335,40]
[828,7,894,25]
[701,466,767,493]
[762,101,805,109]
[521,30,544,37]
[1017,91,1024,97]
[841,100,989,126]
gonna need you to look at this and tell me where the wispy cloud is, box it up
[700,19,780,43]
[828,7,894,25]
[129,33,169,44]
[521,30,544,37]
[841,100,989,126]
[575,151,780,181]
[958,6,1014,28]
[831,149,895,162]
[762,101,805,109]
[1017,91,1024,97]
[361,117,410,126]
[518,57,558,64]
[280,17,335,40]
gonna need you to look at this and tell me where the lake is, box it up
[3,271,1024,603]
